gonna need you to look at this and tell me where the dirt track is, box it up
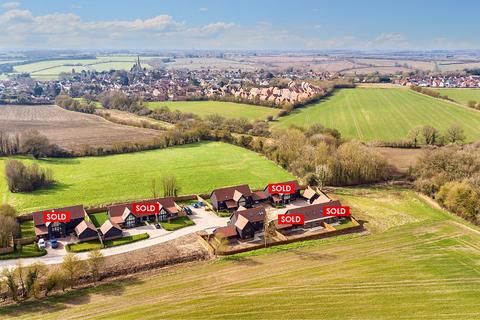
[0,104,161,151]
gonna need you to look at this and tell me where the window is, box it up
[159,208,168,221]
[51,222,63,233]
[125,215,136,228]
[238,197,246,207]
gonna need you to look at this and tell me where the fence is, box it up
[0,247,14,255]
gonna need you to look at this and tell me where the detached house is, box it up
[264,180,301,205]
[107,197,179,229]
[33,205,87,240]
[230,207,266,239]
[286,200,342,228]
[100,219,123,241]
[302,187,320,204]
[210,185,253,211]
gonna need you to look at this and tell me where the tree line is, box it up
[411,144,480,225]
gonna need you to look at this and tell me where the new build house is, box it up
[230,206,266,239]
[100,219,123,241]
[210,184,253,211]
[33,205,88,239]
[264,180,301,205]
[107,197,180,228]
[74,220,99,242]
[285,200,342,228]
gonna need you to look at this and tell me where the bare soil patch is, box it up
[0,105,161,151]
[374,147,425,173]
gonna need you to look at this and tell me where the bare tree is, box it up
[25,262,46,298]
[162,174,180,197]
[86,250,105,284]
[1,267,18,302]
[150,178,159,198]
[445,124,466,144]
[21,130,51,159]
[263,212,277,248]
[61,253,85,289]
[421,125,440,145]
[0,204,18,248]
[408,127,422,147]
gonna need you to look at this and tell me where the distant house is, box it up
[107,197,179,228]
[74,220,99,242]
[230,206,266,239]
[264,180,301,205]
[210,185,253,211]
[33,205,87,239]
[285,200,341,228]
[100,219,123,241]
[302,187,320,204]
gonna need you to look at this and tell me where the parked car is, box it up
[38,238,46,249]
[183,207,193,215]
[50,239,59,249]
[155,223,161,229]
[193,203,199,208]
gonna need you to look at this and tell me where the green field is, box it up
[2,186,480,319]
[88,212,109,228]
[273,88,480,142]
[147,101,279,120]
[11,56,156,79]
[160,216,195,231]
[0,142,294,213]
[66,233,150,253]
[432,88,480,106]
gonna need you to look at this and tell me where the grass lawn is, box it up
[0,244,46,260]
[273,87,480,142]
[3,186,480,319]
[431,88,480,106]
[0,142,294,214]
[160,216,195,231]
[19,220,35,238]
[89,212,109,228]
[66,233,149,253]
[147,100,279,120]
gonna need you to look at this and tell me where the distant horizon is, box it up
[1,0,479,51]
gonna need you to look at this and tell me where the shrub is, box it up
[5,159,54,193]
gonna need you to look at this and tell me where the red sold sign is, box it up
[278,214,304,225]
[268,182,296,194]
[43,211,70,223]
[323,206,350,217]
[132,202,160,215]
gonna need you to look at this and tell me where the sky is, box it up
[0,0,478,51]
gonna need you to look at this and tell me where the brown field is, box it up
[374,147,426,173]
[0,105,161,151]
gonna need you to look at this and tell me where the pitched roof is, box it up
[252,190,269,201]
[236,206,266,223]
[213,225,238,238]
[265,180,301,195]
[32,204,86,226]
[210,184,252,202]
[100,219,122,235]
[154,197,179,214]
[312,190,332,204]
[286,200,341,222]
[108,197,179,223]
[74,220,97,235]
[234,214,251,230]
[302,187,318,200]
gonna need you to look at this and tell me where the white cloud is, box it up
[199,7,208,12]
[1,1,20,10]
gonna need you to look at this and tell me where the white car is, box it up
[38,238,46,249]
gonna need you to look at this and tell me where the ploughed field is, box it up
[147,100,279,120]
[432,88,480,106]
[0,105,160,151]
[0,141,294,213]
[273,88,480,142]
[3,187,480,319]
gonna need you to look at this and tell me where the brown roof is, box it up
[302,187,318,200]
[213,225,238,238]
[153,197,179,214]
[252,190,269,201]
[265,180,301,195]
[225,200,237,208]
[34,225,48,236]
[100,219,122,235]
[312,190,331,204]
[33,204,86,226]
[286,200,341,222]
[234,214,251,230]
[108,197,179,223]
[211,184,252,202]
[74,220,97,235]
[236,206,266,223]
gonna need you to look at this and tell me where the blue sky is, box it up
[0,0,478,50]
